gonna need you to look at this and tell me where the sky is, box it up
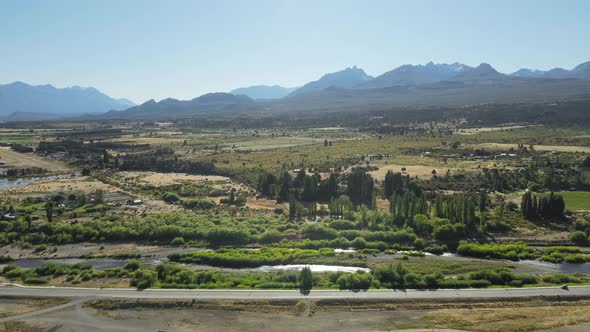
[1,0,589,103]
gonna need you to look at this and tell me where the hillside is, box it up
[104,92,255,119]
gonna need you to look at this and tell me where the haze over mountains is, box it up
[0,81,134,120]
[510,61,590,79]
[103,60,590,120]
[3,60,590,121]
[229,85,297,100]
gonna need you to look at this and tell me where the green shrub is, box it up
[171,237,185,246]
[259,230,283,244]
[33,244,47,253]
[564,254,589,264]
[24,276,49,284]
[124,259,142,271]
[184,199,215,209]
[162,192,181,203]
[131,269,158,289]
[569,231,589,246]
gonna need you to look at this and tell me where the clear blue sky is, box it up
[1,0,589,103]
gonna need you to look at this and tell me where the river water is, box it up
[0,249,586,275]
[0,174,74,190]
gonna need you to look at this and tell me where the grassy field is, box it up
[546,191,590,211]
[469,142,590,153]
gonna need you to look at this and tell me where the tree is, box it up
[301,174,319,201]
[325,173,339,201]
[103,149,110,164]
[299,266,313,294]
[347,169,375,208]
[95,190,105,204]
[45,201,54,222]
[289,197,304,220]
[278,168,292,202]
[479,190,487,212]
[293,169,306,189]
[384,170,403,198]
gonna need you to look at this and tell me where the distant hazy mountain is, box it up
[290,66,372,96]
[510,61,590,80]
[104,92,255,119]
[359,62,472,89]
[571,61,590,79]
[230,85,297,100]
[0,81,134,117]
[510,68,547,78]
[450,63,507,81]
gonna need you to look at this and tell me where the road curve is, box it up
[2,284,589,300]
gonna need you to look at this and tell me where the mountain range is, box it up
[510,61,590,79]
[4,60,590,121]
[103,61,590,119]
[0,82,134,119]
[104,92,255,119]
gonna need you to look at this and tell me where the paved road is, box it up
[2,284,589,300]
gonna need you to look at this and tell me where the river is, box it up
[0,173,75,190]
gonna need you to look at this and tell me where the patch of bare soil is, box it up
[0,297,66,318]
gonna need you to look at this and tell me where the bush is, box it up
[328,220,357,230]
[124,259,142,271]
[469,279,492,288]
[131,269,158,289]
[569,231,588,246]
[425,245,444,255]
[162,192,181,203]
[0,255,13,263]
[457,242,537,261]
[23,276,49,284]
[564,254,589,264]
[302,224,338,240]
[184,199,215,209]
[413,238,424,250]
[259,230,283,244]
[171,237,185,246]
[33,244,47,253]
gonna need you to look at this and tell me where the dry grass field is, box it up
[0,176,118,199]
[0,298,67,318]
[470,142,590,153]
[0,148,70,172]
[120,171,231,186]
[422,301,590,331]
[369,162,451,180]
